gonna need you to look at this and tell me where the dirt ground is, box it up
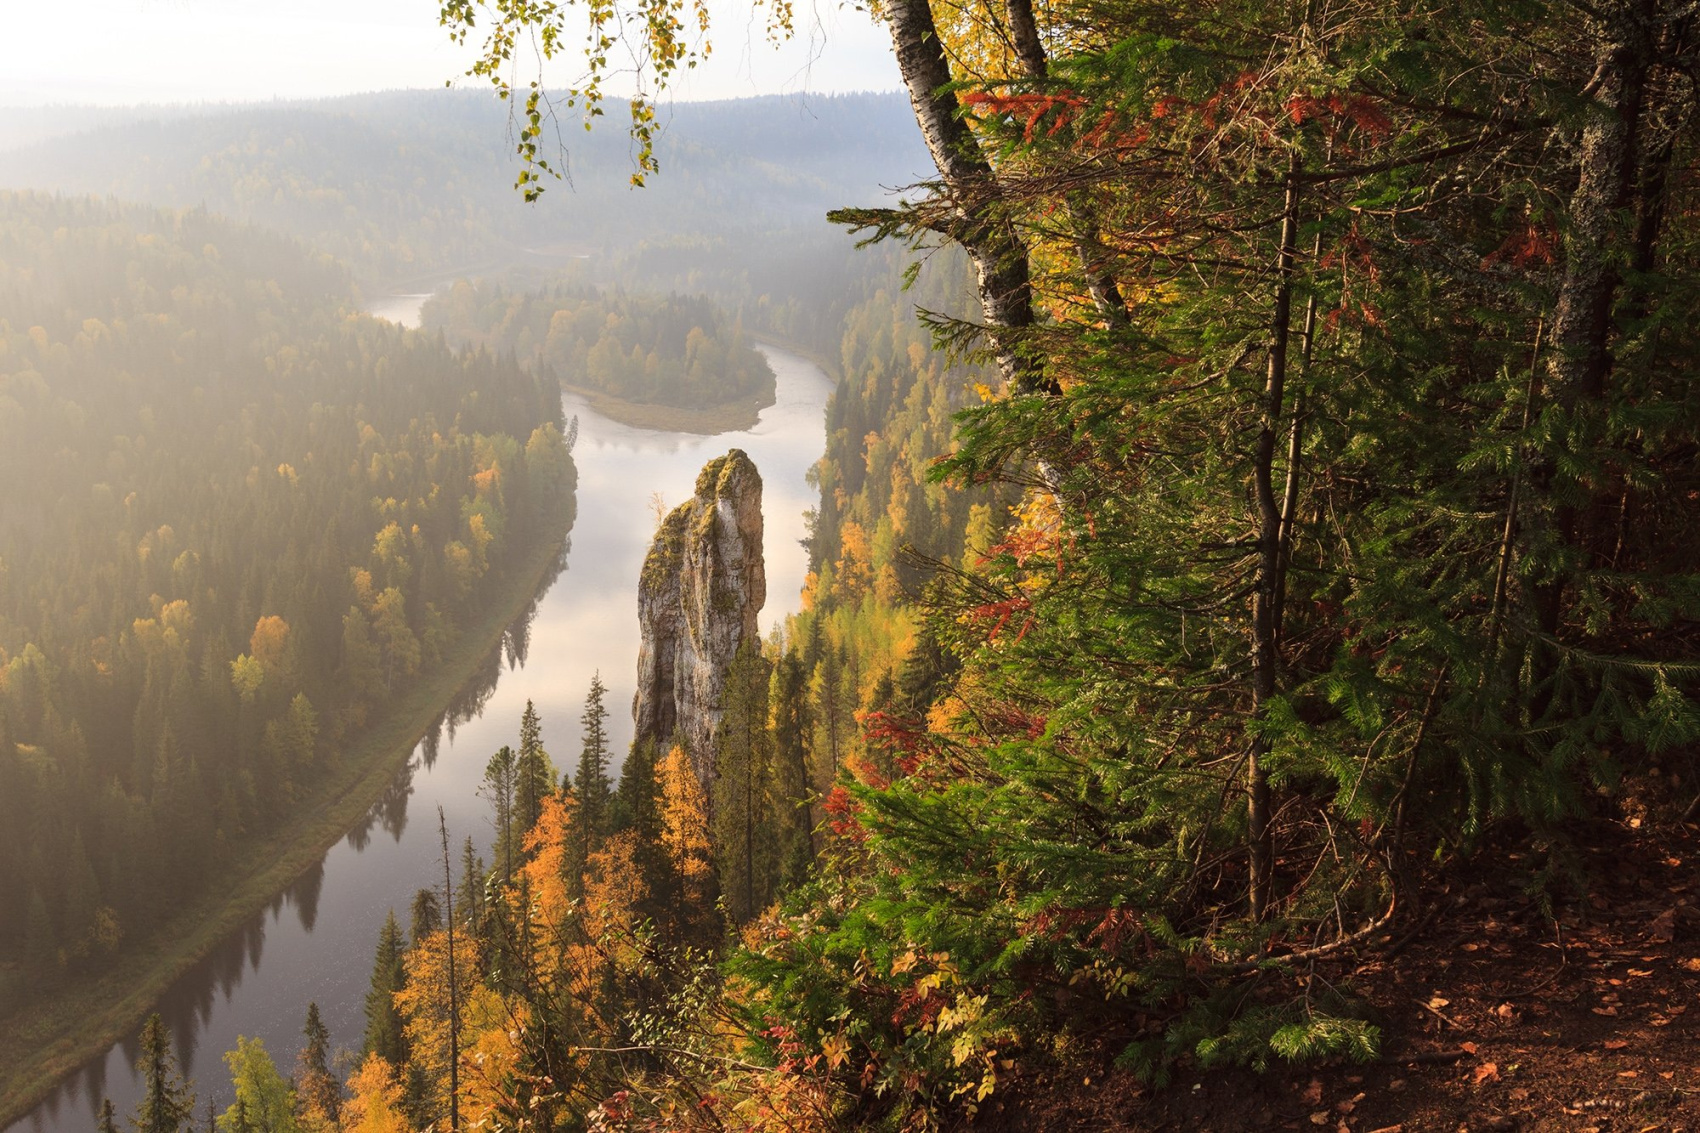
[972,822,1700,1132]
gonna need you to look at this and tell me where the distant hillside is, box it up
[0,90,930,287]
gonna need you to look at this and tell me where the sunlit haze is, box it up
[0,0,900,106]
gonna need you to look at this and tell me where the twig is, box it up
[1220,895,1397,973]
[1503,923,1568,999]
[1379,895,1445,961]
[1381,1048,1473,1066]
[1416,997,1466,1031]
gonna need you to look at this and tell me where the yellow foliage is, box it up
[584,830,648,950]
[394,927,483,1124]
[250,614,291,675]
[656,744,712,890]
[518,790,578,934]
[340,1055,407,1133]
[834,522,873,604]
[349,568,375,608]
[459,985,525,1123]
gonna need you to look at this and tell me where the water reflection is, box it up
[9,347,828,1133]
[291,859,326,935]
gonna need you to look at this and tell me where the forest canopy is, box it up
[0,192,573,1002]
[422,282,774,413]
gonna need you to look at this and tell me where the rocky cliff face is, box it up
[633,449,766,783]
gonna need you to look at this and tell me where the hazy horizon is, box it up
[1,0,901,108]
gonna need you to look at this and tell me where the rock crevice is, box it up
[633,449,765,783]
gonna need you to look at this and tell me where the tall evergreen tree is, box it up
[768,645,814,888]
[514,700,554,836]
[408,888,440,945]
[296,1002,339,1129]
[361,910,407,1067]
[478,745,518,881]
[455,836,486,942]
[131,1013,194,1133]
[713,641,774,923]
[573,676,611,838]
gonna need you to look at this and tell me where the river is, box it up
[6,296,833,1133]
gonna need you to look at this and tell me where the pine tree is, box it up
[361,910,407,1067]
[98,1099,118,1133]
[131,1013,194,1133]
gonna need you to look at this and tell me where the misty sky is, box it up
[1,0,901,106]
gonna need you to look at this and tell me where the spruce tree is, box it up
[361,910,407,1066]
[478,745,518,881]
[713,641,774,923]
[131,1013,194,1133]
[455,836,486,942]
[515,700,555,835]
[768,646,814,888]
[297,1002,339,1127]
[573,676,611,838]
[408,888,440,945]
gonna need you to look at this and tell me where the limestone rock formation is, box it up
[633,449,766,783]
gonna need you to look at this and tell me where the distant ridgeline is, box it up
[423,282,774,413]
[0,91,930,288]
[0,192,573,999]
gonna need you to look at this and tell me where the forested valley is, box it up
[9,0,1700,1128]
[0,191,573,1025]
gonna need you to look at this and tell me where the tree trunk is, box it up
[1248,165,1301,922]
[1530,0,1660,704]
[881,0,1051,392]
[1003,0,1130,327]
[438,807,460,1133]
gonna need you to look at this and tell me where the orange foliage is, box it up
[393,927,483,1124]
[657,744,713,892]
[340,1055,408,1133]
[250,615,291,675]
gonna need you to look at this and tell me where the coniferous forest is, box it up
[6,0,1700,1130]
[0,191,572,1003]
[422,284,774,417]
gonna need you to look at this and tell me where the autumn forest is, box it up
[5,0,1700,1130]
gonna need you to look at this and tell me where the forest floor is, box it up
[974,819,1700,1133]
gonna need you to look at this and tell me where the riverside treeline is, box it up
[199,2,1700,1128]
[0,192,574,1008]
[421,284,774,414]
[18,0,1700,1118]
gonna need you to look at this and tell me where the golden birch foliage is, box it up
[459,984,526,1124]
[583,830,648,952]
[340,1055,407,1133]
[518,790,578,935]
[393,927,482,1124]
[656,744,712,893]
